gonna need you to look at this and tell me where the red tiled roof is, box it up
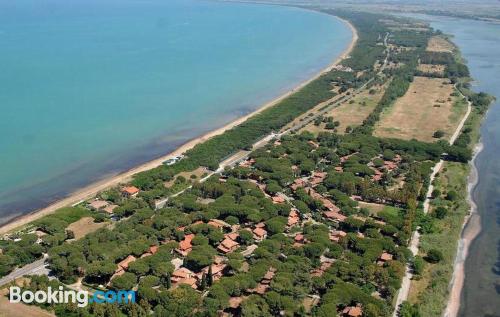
[323,211,347,221]
[117,255,136,270]
[103,204,118,214]
[220,238,239,249]
[178,277,198,289]
[342,306,362,317]
[172,267,193,279]
[272,195,285,204]
[294,234,304,242]
[253,227,267,238]
[122,186,139,195]
[380,252,393,261]
[225,232,239,241]
[149,245,159,254]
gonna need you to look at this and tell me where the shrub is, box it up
[425,249,443,263]
[433,130,445,138]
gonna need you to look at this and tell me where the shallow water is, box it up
[404,14,500,316]
[0,0,352,224]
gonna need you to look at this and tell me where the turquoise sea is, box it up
[0,0,352,224]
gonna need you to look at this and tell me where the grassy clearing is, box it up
[66,217,108,240]
[373,77,466,142]
[0,279,55,316]
[164,167,208,188]
[358,201,401,217]
[417,64,445,76]
[408,162,469,316]
[32,207,91,228]
[301,84,385,135]
[427,36,455,53]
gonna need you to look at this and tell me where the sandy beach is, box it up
[0,17,358,235]
[444,142,483,317]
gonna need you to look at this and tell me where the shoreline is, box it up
[444,141,483,317]
[0,16,358,235]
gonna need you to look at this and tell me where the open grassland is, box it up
[302,84,385,135]
[358,201,401,217]
[373,77,466,142]
[163,167,208,188]
[427,36,454,53]
[0,279,55,317]
[417,64,446,76]
[408,162,469,316]
[66,216,107,240]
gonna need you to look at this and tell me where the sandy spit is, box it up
[444,141,483,317]
[0,17,358,235]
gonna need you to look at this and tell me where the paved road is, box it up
[0,257,49,287]
[0,31,392,288]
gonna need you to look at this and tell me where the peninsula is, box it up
[0,7,492,317]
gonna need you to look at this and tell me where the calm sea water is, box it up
[406,14,500,316]
[0,0,352,224]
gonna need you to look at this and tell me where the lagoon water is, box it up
[0,0,351,224]
[409,14,500,316]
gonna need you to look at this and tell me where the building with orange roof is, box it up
[217,238,240,254]
[290,178,306,191]
[380,252,393,261]
[287,209,300,227]
[324,211,347,222]
[252,227,267,242]
[342,305,362,317]
[171,267,194,283]
[117,255,136,270]
[198,263,227,282]
[103,204,118,214]
[121,186,140,198]
[178,277,198,289]
[272,195,285,204]
[176,234,195,256]
[225,232,239,241]
[208,219,230,230]
[294,234,305,243]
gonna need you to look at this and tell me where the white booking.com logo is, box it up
[9,286,136,308]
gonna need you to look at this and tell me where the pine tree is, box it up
[165,272,171,289]
[207,265,213,286]
[200,273,207,290]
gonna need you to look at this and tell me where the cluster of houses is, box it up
[153,217,272,290]
[87,185,141,216]
[110,245,159,282]
[368,154,402,182]
[247,267,276,295]
[170,256,228,290]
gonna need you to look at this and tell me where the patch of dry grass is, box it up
[0,283,55,317]
[301,84,385,135]
[373,77,466,142]
[66,217,107,240]
[417,64,446,76]
[358,201,386,215]
[164,167,208,188]
[427,36,454,53]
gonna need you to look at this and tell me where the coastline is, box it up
[444,141,483,317]
[0,17,358,235]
